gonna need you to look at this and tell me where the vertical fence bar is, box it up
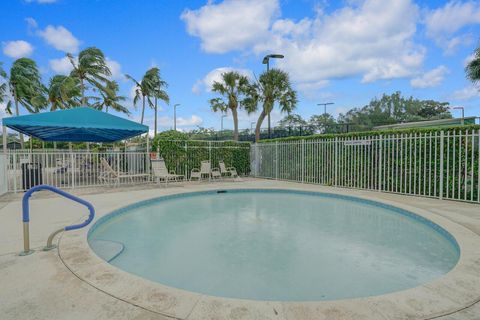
[439,131,444,200]
[334,137,338,186]
[378,135,383,191]
[275,141,278,180]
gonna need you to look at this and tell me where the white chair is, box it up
[99,158,149,186]
[151,159,184,186]
[190,160,220,181]
[219,160,238,178]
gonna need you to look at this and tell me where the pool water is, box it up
[88,189,459,301]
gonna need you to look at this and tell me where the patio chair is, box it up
[151,159,184,186]
[219,160,238,179]
[190,160,221,181]
[99,158,149,186]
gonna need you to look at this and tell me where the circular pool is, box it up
[88,189,459,301]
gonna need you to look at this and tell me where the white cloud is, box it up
[49,56,74,74]
[2,40,34,58]
[464,53,476,67]
[193,67,253,93]
[158,115,203,127]
[453,85,480,100]
[410,65,449,88]
[129,85,139,99]
[25,17,38,29]
[295,80,329,97]
[106,58,122,80]
[424,1,480,52]
[264,0,424,84]
[181,0,279,53]
[37,25,80,53]
[183,0,424,87]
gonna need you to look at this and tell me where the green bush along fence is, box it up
[252,127,480,203]
[153,139,251,179]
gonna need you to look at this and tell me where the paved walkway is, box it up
[0,179,479,320]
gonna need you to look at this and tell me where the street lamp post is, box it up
[453,106,465,125]
[317,102,334,115]
[262,54,284,138]
[173,104,180,131]
[221,114,227,131]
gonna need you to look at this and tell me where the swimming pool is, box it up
[88,189,460,301]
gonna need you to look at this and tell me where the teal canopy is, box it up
[2,107,148,142]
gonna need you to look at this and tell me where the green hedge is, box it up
[254,125,480,202]
[152,131,251,176]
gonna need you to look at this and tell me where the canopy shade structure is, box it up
[2,107,148,143]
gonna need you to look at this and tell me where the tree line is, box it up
[0,47,169,147]
[276,91,453,134]
[1,44,480,145]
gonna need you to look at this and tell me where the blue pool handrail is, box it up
[20,184,95,255]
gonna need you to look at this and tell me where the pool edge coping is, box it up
[58,184,480,320]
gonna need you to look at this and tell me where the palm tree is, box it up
[466,45,480,83]
[68,47,111,106]
[209,71,249,141]
[125,67,158,124]
[9,58,48,147]
[48,75,81,111]
[0,62,7,111]
[244,69,297,142]
[92,80,129,114]
[148,68,169,136]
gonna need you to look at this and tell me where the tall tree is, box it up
[309,114,338,133]
[125,67,157,124]
[9,58,47,147]
[48,75,81,111]
[466,45,480,83]
[278,113,307,128]
[338,91,451,131]
[0,62,7,111]
[68,47,111,106]
[209,71,249,141]
[92,80,129,114]
[244,69,297,142]
[148,68,169,136]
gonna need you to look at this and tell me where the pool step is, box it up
[89,239,124,263]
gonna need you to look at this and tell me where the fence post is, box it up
[275,141,278,180]
[13,153,17,193]
[334,137,338,186]
[378,135,383,191]
[209,141,212,164]
[146,135,150,177]
[184,142,188,178]
[301,139,305,183]
[439,131,444,200]
[71,152,75,189]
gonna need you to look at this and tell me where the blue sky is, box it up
[1,0,480,133]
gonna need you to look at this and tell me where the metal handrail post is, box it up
[20,184,95,255]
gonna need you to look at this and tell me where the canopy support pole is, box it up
[2,125,6,154]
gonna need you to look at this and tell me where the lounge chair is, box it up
[190,160,221,181]
[151,159,184,186]
[99,158,149,186]
[219,160,238,178]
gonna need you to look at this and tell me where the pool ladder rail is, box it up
[20,184,95,256]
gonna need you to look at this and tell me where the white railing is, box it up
[0,154,7,196]
[251,129,480,203]
[5,151,150,192]
[155,140,251,179]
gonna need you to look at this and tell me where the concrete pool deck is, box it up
[1,178,480,320]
